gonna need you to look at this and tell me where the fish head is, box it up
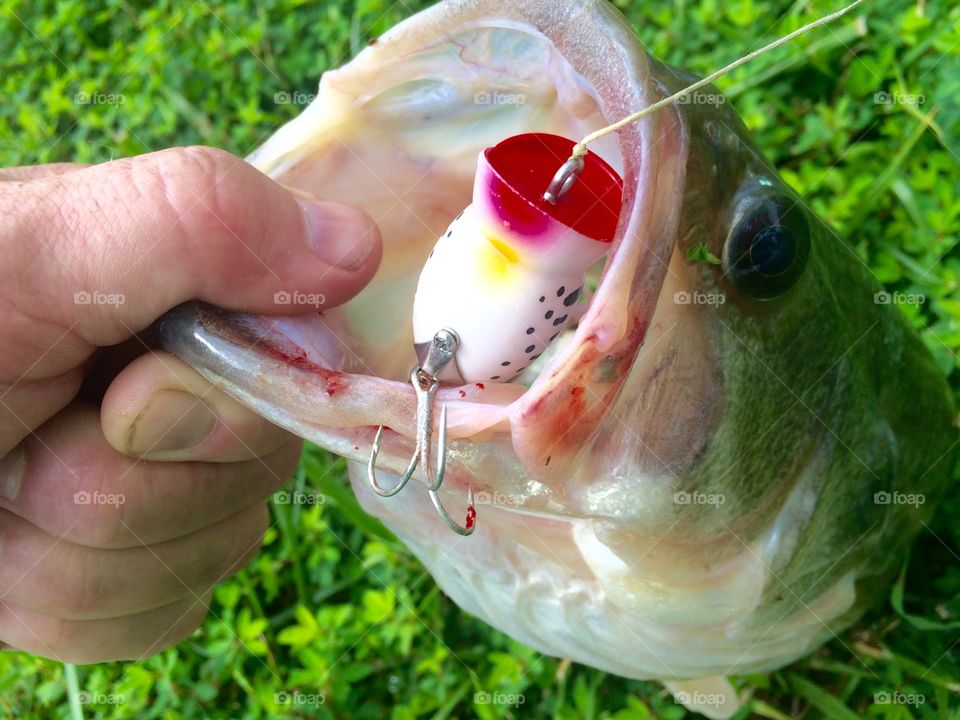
[156,0,955,696]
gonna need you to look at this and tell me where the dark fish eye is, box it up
[723,195,810,300]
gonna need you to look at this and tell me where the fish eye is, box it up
[722,195,810,300]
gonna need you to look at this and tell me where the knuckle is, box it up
[46,616,87,661]
[156,145,235,186]
[147,146,275,280]
[56,546,106,618]
[152,146,224,219]
[155,145,242,228]
[76,509,128,549]
[67,460,133,549]
[139,601,209,659]
[220,505,268,580]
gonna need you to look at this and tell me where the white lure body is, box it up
[412,133,622,383]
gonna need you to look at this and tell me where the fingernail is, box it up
[299,199,376,271]
[0,445,26,501]
[125,390,217,455]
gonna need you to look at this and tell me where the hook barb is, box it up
[430,483,476,536]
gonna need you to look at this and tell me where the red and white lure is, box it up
[368,132,623,534]
[413,133,622,383]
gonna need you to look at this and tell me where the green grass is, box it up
[2,0,959,717]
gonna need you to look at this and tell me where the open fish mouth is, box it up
[156,1,958,711]
[158,0,687,502]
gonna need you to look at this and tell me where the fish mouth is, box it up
[157,0,688,489]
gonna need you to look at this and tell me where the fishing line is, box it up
[545,0,866,201]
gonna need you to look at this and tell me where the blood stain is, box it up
[264,344,344,396]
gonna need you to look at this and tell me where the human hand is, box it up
[0,147,381,663]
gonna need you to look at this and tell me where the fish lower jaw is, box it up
[350,462,858,686]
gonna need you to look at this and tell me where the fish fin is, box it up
[663,676,746,720]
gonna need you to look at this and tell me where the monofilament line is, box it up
[571,0,866,157]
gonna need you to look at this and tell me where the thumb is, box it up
[4,146,381,346]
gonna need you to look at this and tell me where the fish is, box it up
[155,0,956,716]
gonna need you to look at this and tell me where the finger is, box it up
[1,145,382,349]
[101,352,294,461]
[0,591,212,664]
[0,163,90,182]
[0,503,266,620]
[0,404,300,548]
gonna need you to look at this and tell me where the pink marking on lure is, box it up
[479,133,623,242]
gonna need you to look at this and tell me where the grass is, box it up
[1,0,959,717]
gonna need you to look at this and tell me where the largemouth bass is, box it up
[157,0,956,716]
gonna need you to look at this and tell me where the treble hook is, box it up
[367,329,476,536]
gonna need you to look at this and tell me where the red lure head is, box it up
[480,133,624,243]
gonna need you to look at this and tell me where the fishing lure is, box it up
[413,132,622,384]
